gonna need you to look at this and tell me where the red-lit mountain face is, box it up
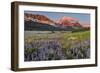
[24,13,55,26]
[81,24,90,29]
[56,16,82,27]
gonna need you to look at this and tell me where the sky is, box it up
[24,11,90,25]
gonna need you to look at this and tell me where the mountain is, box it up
[56,16,82,27]
[81,24,90,29]
[24,13,90,31]
[24,13,62,31]
[24,13,56,26]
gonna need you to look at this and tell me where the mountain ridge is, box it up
[24,13,90,31]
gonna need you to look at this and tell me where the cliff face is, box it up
[24,13,55,26]
[56,16,81,27]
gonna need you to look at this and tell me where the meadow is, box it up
[24,30,90,61]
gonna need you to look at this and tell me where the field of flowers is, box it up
[24,31,90,61]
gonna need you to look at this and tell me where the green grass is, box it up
[25,31,90,49]
[25,31,90,41]
[63,31,90,41]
